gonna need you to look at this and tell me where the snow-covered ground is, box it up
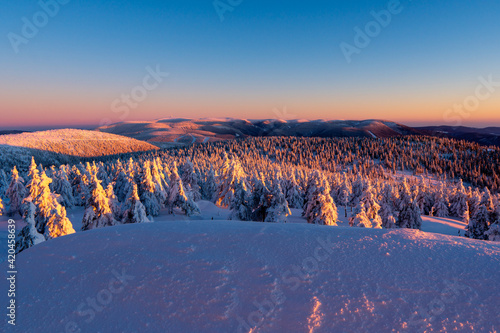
[1,203,499,332]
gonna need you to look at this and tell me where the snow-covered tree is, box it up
[397,181,422,230]
[106,184,122,221]
[81,173,117,230]
[44,204,75,240]
[213,153,246,207]
[337,176,351,217]
[449,180,468,218]
[250,175,271,222]
[282,172,304,209]
[138,161,161,217]
[485,222,500,242]
[265,181,291,223]
[432,187,449,218]
[465,204,490,240]
[180,158,201,201]
[349,202,372,228]
[122,184,150,224]
[15,200,45,253]
[359,181,380,220]
[51,166,75,209]
[201,166,217,201]
[167,163,201,216]
[5,166,26,217]
[229,178,252,221]
[303,171,338,226]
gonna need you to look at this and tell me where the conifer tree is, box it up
[265,181,291,223]
[465,204,490,240]
[6,166,26,217]
[82,173,117,230]
[122,184,150,224]
[15,200,45,253]
[303,171,338,226]
[349,203,372,228]
[139,160,161,217]
[229,178,252,221]
[167,163,201,216]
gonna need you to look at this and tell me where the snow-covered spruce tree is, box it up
[213,153,246,207]
[167,163,200,216]
[467,188,481,219]
[432,186,449,218]
[265,180,291,223]
[81,173,117,231]
[6,166,26,217]
[250,175,272,222]
[180,158,201,201]
[114,167,133,203]
[201,166,217,201]
[229,178,252,221]
[359,181,380,220]
[449,180,469,218]
[465,203,490,240]
[397,180,422,229]
[303,171,338,226]
[138,161,161,217]
[0,169,8,197]
[44,204,75,240]
[349,203,372,228]
[122,184,150,224]
[15,200,45,253]
[485,222,500,242]
[151,159,168,203]
[51,165,75,209]
[349,176,365,210]
[106,183,123,221]
[337,175,351,218]
[281,171,304,209]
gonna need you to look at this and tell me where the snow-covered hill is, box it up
[0,129,158,158]
[0,129,159,171]
[9,220,500,332]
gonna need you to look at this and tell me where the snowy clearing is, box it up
[5,220,500,332]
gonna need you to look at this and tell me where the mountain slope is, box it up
[97,119,425,146]
[0,129,159,157]
[417,125,500,147]
[11,221,500,332]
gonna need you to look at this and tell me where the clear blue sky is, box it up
[1,0,500,129]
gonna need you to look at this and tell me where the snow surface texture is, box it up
[6,220,500,333]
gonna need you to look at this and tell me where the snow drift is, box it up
[10,221,500,332]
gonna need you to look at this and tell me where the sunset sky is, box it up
[1,0,500,129]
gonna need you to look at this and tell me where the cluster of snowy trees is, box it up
[1,137,500,254]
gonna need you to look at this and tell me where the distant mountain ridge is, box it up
[417,125,500,147]
[96,118,427,147]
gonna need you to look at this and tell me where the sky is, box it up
[1,0,500,130]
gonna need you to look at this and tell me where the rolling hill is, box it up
[0,129,158,171]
